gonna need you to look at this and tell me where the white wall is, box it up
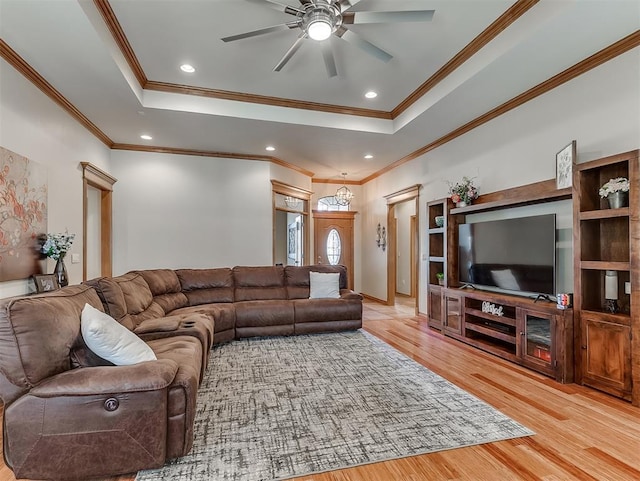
[0,59,111,297]
[110,150,278,273]
[359,49,640,313]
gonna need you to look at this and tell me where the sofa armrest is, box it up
[5,359,179,479]
[133,317,181,334]
[340,289,363,300]
[30,359,178,397]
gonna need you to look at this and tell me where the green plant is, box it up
[436,272,445,280]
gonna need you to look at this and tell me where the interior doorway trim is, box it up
[81,162,117,280]
[384,184,421,310]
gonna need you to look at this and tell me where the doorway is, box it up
[82,162,116,280]
[313,210,356,289]
[384,185,421,314]
[272,181,311,266]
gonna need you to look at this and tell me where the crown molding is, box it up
[312,178,361,185]
[96,0,537,120]
[111,143,315,177]
[0,38,315,177]
[93,0,147,87]
[144,81,391,119]
[391,0,540,118]
[361,30,640,184]
[0,39,113,147]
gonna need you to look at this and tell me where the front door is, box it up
[313,210,356,289]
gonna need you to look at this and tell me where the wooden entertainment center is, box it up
[427,149,639,405]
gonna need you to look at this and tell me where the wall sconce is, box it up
[376,223,387,251]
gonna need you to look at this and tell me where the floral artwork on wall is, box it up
[0,147,47,281]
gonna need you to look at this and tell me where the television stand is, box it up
[436,288,574,383]
[533,293,554,303]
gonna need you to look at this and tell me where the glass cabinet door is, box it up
[520,309,554,375]
[444,293,462,335]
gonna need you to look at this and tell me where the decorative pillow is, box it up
[309,272,340,299]
[81,303,157,366]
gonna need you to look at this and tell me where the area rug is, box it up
[136,330,533,481]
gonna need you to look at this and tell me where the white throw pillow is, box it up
[309,272,340,299]
[81,303,157,366]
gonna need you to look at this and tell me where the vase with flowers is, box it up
[447,176,479,208]
[599,177,629,209]
[41,232,75,287]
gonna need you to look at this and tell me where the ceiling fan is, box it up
[221,0,435,77]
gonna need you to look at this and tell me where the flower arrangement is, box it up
[447,176,479,205]
[41,232,75,260]
[598,177,629,198]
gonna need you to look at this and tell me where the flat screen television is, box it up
[458,214,556,295]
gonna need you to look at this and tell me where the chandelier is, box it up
[335,173,354,206]
[284,196,301,208]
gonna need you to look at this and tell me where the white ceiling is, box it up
[0,0,638,181]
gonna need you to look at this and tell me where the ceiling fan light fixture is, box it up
[304,8,336,42]
[307,18,332,41]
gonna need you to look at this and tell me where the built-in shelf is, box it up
[428,227,445,234]
[465,322,517,344]
[451,179,571,215]
[464,308,517,327]
[581,309,631,324]
[580,207,630,220]
[574,149,638,405]
[429,256,445,263]
[580,261,630,271]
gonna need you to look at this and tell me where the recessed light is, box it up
[364,154,373,159]
[140,134,152,140]
[180,64,195,73]
[364,91,378,99]
[265,146,276,151]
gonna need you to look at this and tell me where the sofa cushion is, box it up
[309,272,340,299]
[176,268,234,305]
[233,266,287,301]
[292,298,363,323]
[83,277,132,329]
[285,265,348,299]
[81,304,157,366]
[135,269,188,313]
[0,285,104,390]
[234,300,294,328]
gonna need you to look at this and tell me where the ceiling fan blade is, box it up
[338,29,392,62]
[245,0,304,15]
[338,0,364,12]
[321,42,338,78]
[221,22,298,42]
[274,33,307,72]
[343,10,435,24]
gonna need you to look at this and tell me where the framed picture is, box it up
[556,140,576,189]
[32,274,59,293]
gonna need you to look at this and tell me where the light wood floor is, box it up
[2,299,639,481]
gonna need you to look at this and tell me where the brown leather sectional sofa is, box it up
[0,264,361,480]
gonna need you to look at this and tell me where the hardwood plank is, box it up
[1,298,639,481]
